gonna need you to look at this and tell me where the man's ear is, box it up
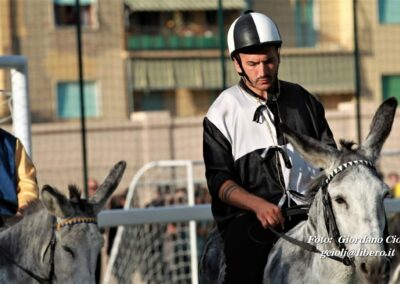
[233,56,242,73]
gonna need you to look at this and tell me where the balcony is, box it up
[129,51,355,94]
[127,34,220,50]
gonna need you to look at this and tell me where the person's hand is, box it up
[16,204,28,217]
[254,199,284,229]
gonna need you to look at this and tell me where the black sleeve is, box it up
[314,100,337,149]
[203,117,236,200]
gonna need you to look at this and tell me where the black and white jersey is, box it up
[203,80,336,229]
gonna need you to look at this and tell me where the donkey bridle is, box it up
[0,216,97,284]
[269,159,376,267]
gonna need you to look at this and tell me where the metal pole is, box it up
[353,0,362,144]
[0,56,32,156]
[186,161,198,284]
[11,67,32,156]
[75,0,89,197]
[218,0,227,90]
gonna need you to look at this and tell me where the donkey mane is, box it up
[338,139,358,151]
[67,184,83,202]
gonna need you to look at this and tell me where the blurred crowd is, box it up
[386,171,400,198]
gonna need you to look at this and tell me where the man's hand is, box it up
[16,204,28,217]
[218,180,285,229]
[254,199,284,229]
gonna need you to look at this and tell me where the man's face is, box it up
[234,46,280,95]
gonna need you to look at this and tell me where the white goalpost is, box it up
[102,160,213,284]
[0,55,32,156]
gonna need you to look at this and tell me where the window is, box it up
[382,75,400,102]
[139,12,162,33]
[57,81,99,119]
[134,91,166,112]
[379,0,400,24]
[54,0,98,28]
[295,0,316,47]
[205,11,218,27]
[209,91,219,104]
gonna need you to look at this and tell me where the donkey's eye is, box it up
[62,246,75,258]
[334,196,346,205]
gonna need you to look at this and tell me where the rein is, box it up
[269,159,375,267]
[0,215,98,284]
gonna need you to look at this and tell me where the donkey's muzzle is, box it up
[359,257,390,283]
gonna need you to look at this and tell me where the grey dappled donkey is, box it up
[0,161,126,284]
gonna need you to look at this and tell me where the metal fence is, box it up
[1,1,400,283]
[1,0,400,191]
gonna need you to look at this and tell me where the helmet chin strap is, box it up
[234,54,251,83]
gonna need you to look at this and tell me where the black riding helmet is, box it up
[227,10,282,59]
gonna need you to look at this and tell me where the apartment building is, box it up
[253,0,400,105]
[125,0,355,114]
[1,0,399,121]
[124,0,245,117]
[356,0,400,102]
[0,0,127,122]
[126,0,400,113]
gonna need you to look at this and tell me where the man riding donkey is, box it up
[0,128,38,228]
[203,11,336,283]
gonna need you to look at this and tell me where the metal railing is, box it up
[127,34,220,50]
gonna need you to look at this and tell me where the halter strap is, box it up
[323,160,375,185]
[55,217,97,230]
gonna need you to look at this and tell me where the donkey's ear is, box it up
[90,161,126,214]
[280,124,339,170]
[41,185,74,218]
[361,97,397,162]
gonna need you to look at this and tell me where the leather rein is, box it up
[0,216,97,284]
[269,159,375,267]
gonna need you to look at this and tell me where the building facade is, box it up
[1,0,400,121]
[0,0,127,122]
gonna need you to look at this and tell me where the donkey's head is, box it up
[41,161,126,284]
[281,98,397,283]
